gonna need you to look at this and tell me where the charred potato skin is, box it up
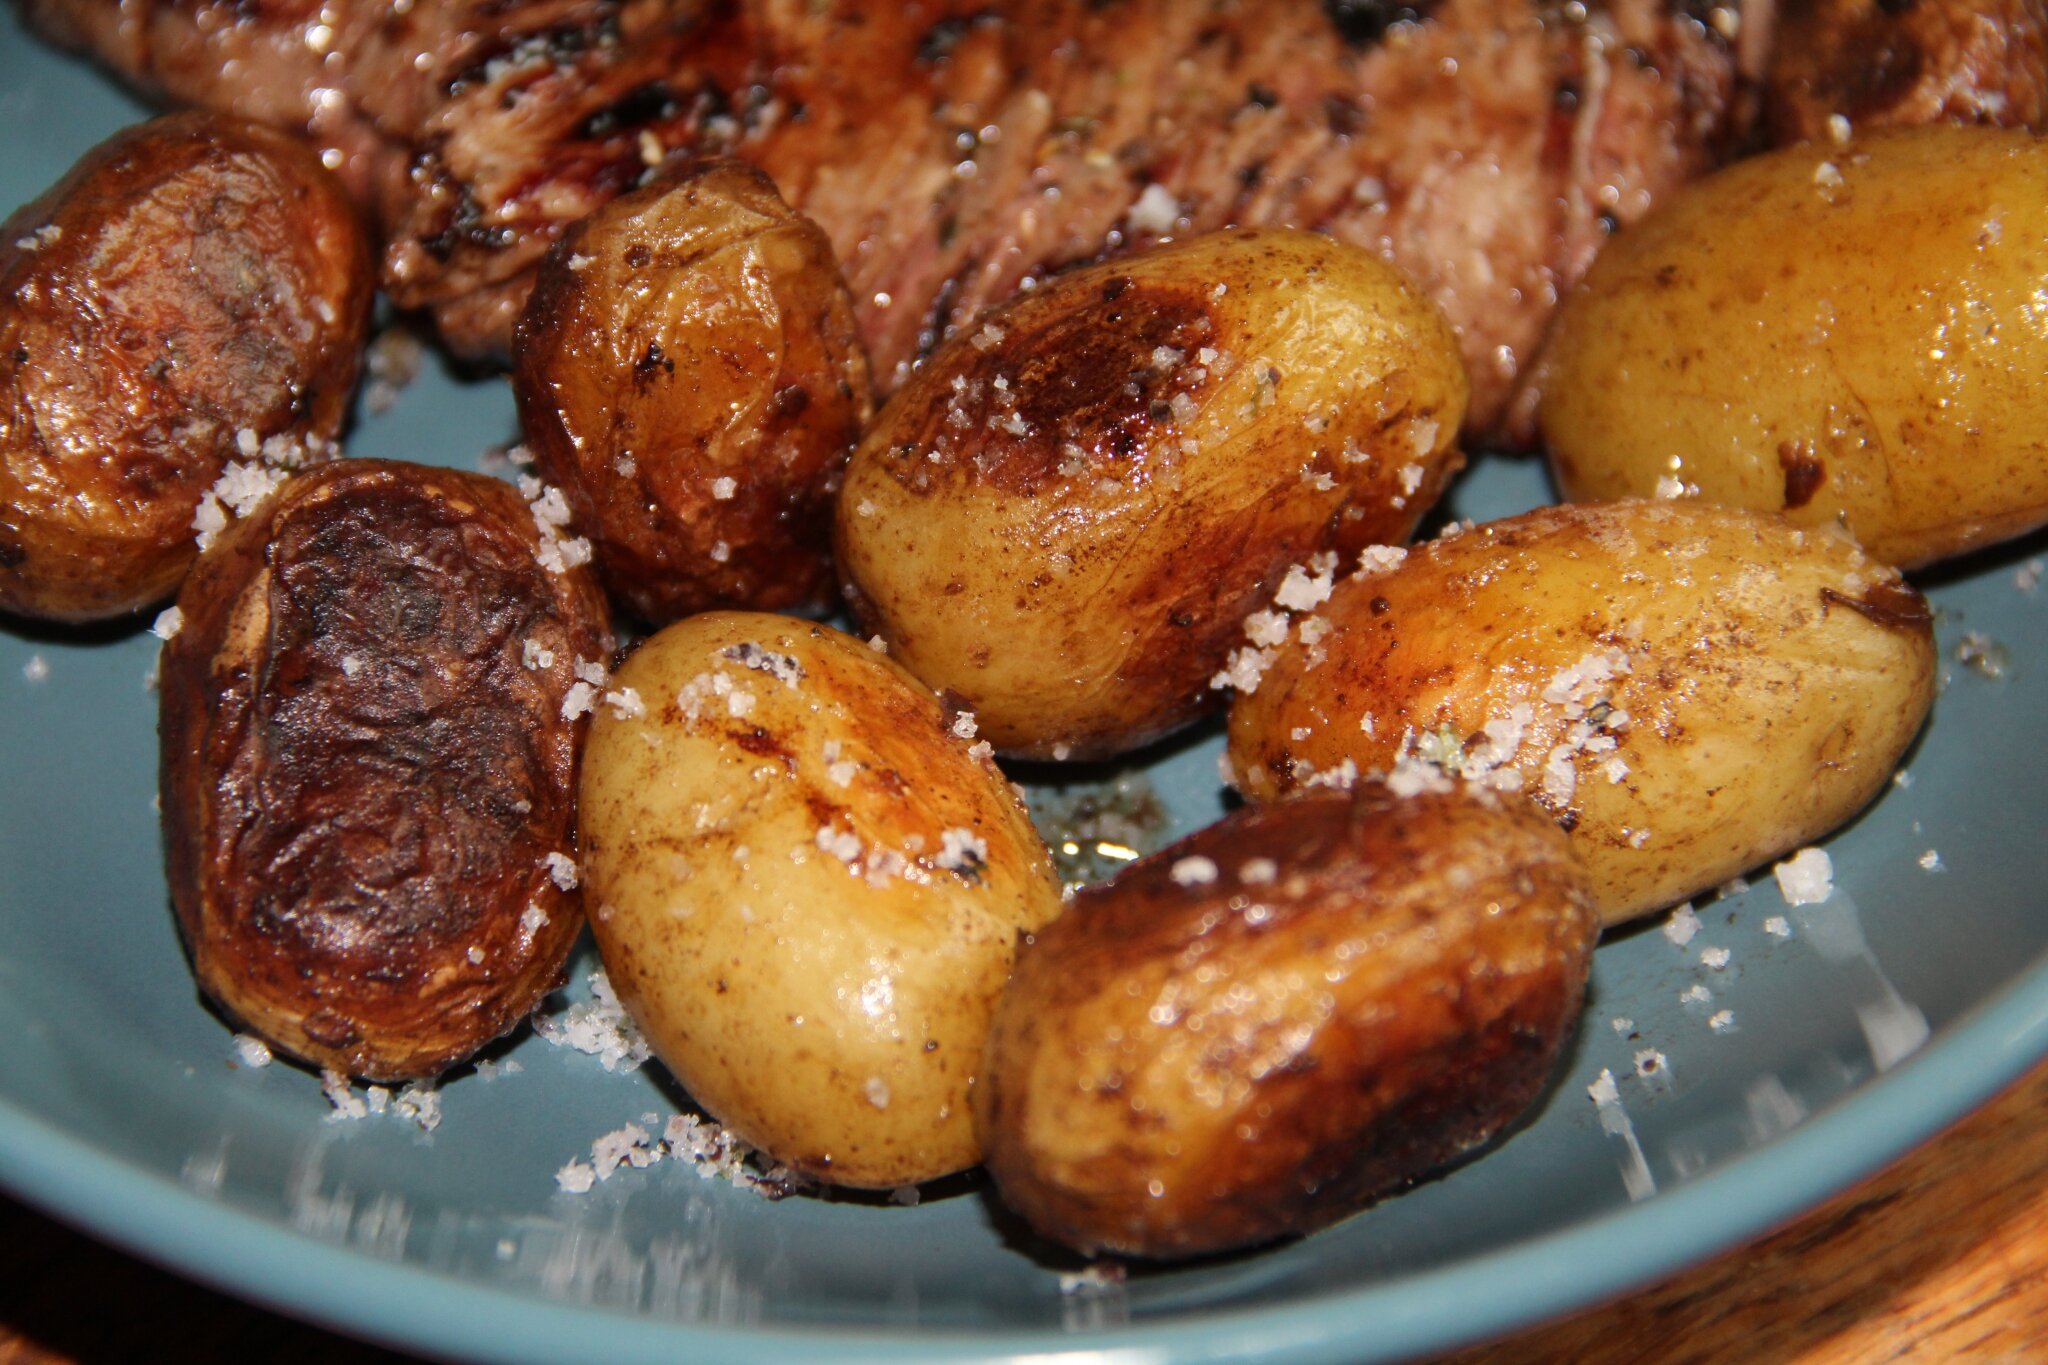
[159,459,613,1081]
[1539,126,2048,569]
[835,227,1467,760]
[976,786,1598,1259]
[0,111,372,622]
[1227,501,1937,925]
[580,612,1063,1189]
[513,158,874,624]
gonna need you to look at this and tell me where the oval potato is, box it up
[158,460,612,1080]
[1226,501,1936,925]
[1539,125,2048,568]
[514,159,872,624]
[836,227,1467,760]
[977,784,1598,1259]
[580,612,1063,1188]
[0,112,371,621]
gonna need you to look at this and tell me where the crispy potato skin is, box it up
[976,785,1597,1259]
[1538,125,2048,569]
[513,159,873,624]
[1227,501,1936,926]
[580,613,1062,1188]
[0,112,372,622]
[158,460,613,1081]
[835,227,1467,760]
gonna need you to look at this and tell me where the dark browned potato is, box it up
[976,784,1597,1260]
[0,111,372,623]
[158,459,614,1081]
[513,158,873,624]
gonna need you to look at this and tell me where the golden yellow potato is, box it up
[836,227,1467,761]
[1538,125,2048,568]
[977,785,1598,1259]
[1226,501,1936,926]
[579,612,1063,1188]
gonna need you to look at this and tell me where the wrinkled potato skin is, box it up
[514,159,873,624]
[1228,502,1936,926]
[1539,126,2048,568]
[159,460,612,1080]
[977,786,1597,1259]
[836,228,1466,760]
[580,613,1063,1188]
[0,112,372,621]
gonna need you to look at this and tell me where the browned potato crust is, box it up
[0,111,372,622]
[1226,501,1937,925]
[158,459,614,1081]
[513,158,873,624]
[836,227,1466,760]
[976,785,1597,1259]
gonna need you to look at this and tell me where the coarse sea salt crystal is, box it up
[1774,847,1834,906]
[1170,855,1218,887]
[1662,904,1701,947]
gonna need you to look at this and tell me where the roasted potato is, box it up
[976,784,1598,1259]
[1227,501,1936,926]
[513,158,873,624]
[1538,125,2048,568]
[158,459,613,1081]
[579,612,1063,1188]
[0,112,372,622]
[835,227,1467,761]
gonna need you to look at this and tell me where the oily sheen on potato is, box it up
[1226,501,1936,926]
[579,613,1063,1189]
[158,460,612,1081]
[0,112,372,622]
[1539,125,2048,569]
[513,158,873,624]
[976,785,1598,1260]
[835,227,1466,760]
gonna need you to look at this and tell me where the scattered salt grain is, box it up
[232,1034,273,1068]
[711,476,737,501]
[534,969,653,1073]
[560,680,599,721]
[602,687,645,720]
[1662,904,1701,947]
[1126,182,1181,235]
[555,1161,597,1194]
[951,711,979,741]
[1918,849,1943,872]
[1709,1009,1738,1034]
[1680,984,1712,1005]
[1610,1016,1634,1035]
[2017,558,2043,593]
[1633,1048,1669,1081]
[1763,915,1792,938]
[863,1077,891,1110]
[152,607,184,641]
[544,852,580,891]
[20,654,47,684]
[1355,545,1406,576]
[1700,945,1731,971]
[1773,847,1834,906]
[1170,855,1218,887]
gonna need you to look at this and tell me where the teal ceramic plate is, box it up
[3,17,2045,1363]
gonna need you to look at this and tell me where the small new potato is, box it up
[159,460,612,1080]
[836,227,1467,760]
[0,112,372,621]
[1227,501,1936,925]
[1539,125,2048,568]
[976,785,1598,1260]
[514,159,872,623]
[579,613,1064,1188]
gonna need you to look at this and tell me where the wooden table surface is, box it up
[3,1057,2044,1365]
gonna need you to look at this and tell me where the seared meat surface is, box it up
[1763,0,2048,144]
[20,0,1741,436]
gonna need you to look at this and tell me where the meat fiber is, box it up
[18,0,1743,438]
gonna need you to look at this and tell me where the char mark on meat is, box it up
[19,0,1748,439]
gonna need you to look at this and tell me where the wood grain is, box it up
[2,1057,2045,1364]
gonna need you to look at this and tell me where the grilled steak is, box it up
[1761,0,2048,144]
[20,0,1743,437]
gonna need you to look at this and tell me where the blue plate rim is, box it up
[3,941,2043,1365]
